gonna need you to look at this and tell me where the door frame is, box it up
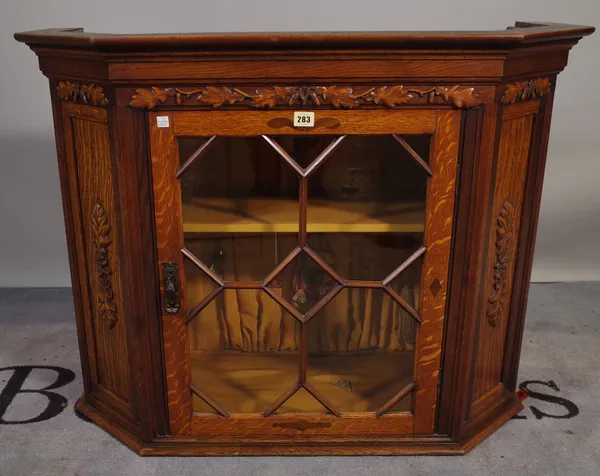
[148,108,461,438]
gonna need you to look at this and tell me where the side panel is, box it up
[468,100,539,418]
[60,102,132,415]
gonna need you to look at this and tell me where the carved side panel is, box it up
[470,107,535,413]
[61,102,132,412]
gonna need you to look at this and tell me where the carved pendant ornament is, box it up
[487,201,516,328]
[502,78,551,104]
[56,81,108,107]
[92,202,118,329]
[129,85,482,110]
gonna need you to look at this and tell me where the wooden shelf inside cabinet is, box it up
[182,198,425,234]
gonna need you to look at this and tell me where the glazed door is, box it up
[150,108,460,439]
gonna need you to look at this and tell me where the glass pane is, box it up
[387,393,413,413]
[389,254,423,323]
[179,136,300,282]
[185,232,296,282]
[307,233,423,282]
[276,387,329,413]
[306,288,417,412]
[307,135,429,281]
[191,394,218,414]
[188,289,301,413]
[179,134,429,417]
[267,252,337,316]
[183,256,217,310]
[270,135,340,170]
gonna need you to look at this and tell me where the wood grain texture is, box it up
[61,102,132,410]
[15,22,595,51]
[501,100,539,121]
[109,104,168,438]
[172,110,437,136]
[189,412,413,437]
[471,114,534,403]
[470,382,505,417]
[413,110,461,434]
[112,60,504,82]
[50,86,93,398]
[149,112,192,435]
[434,107,482,437]
[73,394,522,455]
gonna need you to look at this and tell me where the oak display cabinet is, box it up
[15,22,593,456]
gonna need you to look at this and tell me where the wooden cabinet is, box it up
[15,22,593,455]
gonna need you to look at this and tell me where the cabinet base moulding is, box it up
[75,395,523,456]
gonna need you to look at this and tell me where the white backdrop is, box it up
[0,0,598,286]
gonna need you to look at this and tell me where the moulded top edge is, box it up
[14,22,595,53]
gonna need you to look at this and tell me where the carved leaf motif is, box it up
[445,86,481,108]
[173,88,204,105]
[199,87,244,107]
[251,86,291,108]
[92,203,118,330]
[129,87,173,109]
[502,83,524,104]
[368,86,413,107]
[322,86,359,109]
[533,78,551,97]
[487,201,516,327]
[57,81,79,101]
[92,204,111,249]
[81,84,108,107]
[308,86,328,106]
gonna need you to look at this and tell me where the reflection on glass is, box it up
[387,394,413,413]
[188,290,301,413]
[191,394,217,414]
[179,136,299,282]
[307,135,428,280]
[276,387,328,413]
[185,233,296,282]
[268,252,337,315]
[183,256,217,310]
[306,287,419,412]
[272,135,339,170]
[307,233,423,281]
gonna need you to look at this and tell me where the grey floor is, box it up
[0,283,599,476]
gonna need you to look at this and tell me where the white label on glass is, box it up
[156,116,170,128]
[293,111,314,127]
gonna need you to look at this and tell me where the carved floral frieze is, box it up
[129,85,482,110]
